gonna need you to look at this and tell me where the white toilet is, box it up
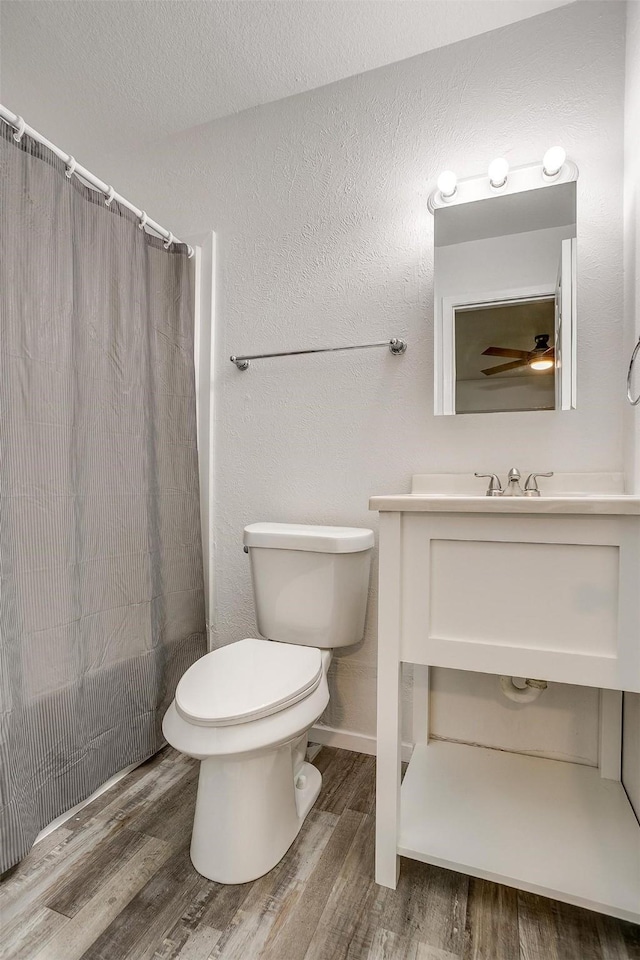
[162,521,374,884]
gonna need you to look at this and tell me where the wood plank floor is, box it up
[1,745,639,960]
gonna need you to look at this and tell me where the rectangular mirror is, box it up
[434,181,577,415]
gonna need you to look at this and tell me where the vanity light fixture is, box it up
[542,145,567,181]
[437,170,457,201]
[488,157,509,189]
[427,151,577,214]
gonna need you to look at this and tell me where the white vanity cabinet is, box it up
[371,479,640,923]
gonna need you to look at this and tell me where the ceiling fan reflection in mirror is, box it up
[481,334,555,376]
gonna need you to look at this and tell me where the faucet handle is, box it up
[524,471,554,497]
[474,472,503,497]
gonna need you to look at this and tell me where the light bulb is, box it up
[488,157,509,188]
[542,146,566,179]
[437,170,457,200]
[529,357,554,371]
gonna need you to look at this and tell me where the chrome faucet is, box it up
[474,473,503,497]
[476,469,554,497]
[524,471,554,497]
[503,467,524,497]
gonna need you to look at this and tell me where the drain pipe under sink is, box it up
[499,675,548,703]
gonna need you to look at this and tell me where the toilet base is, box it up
[189,741,322,884]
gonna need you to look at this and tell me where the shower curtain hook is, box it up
[104,186,116,207]
[163,231,174,250]
[65,156,77,179]
[138,211,148,231]
[12,116,26,142]
[187,246,195,259]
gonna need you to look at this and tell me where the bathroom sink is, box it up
[369,472,640,514]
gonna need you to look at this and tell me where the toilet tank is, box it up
[243,523,374,647]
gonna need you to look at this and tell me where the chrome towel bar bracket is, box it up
[628,337,640,406]
[230,337,407,371]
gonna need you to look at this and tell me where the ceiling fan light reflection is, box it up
[529,357,555,371]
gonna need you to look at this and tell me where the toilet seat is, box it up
[175,638,323,728]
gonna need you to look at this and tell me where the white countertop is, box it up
[370,473,640,514]
[368,493,640,515]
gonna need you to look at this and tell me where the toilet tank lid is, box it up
[243,522,374,553]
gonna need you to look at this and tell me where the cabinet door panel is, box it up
[399,513,640,691]
[429,538,618,655]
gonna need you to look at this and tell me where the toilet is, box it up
[162,521,374,884]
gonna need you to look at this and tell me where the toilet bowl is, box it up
[163,522,374,884]
[163,639,332,883]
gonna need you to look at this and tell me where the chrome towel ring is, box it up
[628,337,640,406]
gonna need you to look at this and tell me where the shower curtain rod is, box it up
[0,104,193,258]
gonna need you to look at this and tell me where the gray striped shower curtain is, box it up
[0,121,206,872]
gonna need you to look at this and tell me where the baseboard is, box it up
[310,724,413,763]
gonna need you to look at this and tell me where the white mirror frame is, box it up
[430,158,579,416]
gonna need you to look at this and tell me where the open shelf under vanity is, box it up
[399,740,640,923]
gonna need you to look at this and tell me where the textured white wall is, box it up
[430,671,600,766]
[622,0,640,820]
[623,3,640,496]
[90,2,625,752]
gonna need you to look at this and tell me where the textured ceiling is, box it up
[1,0,574,156]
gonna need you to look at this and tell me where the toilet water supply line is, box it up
[499,676,548,703]
[0,104,194,258]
